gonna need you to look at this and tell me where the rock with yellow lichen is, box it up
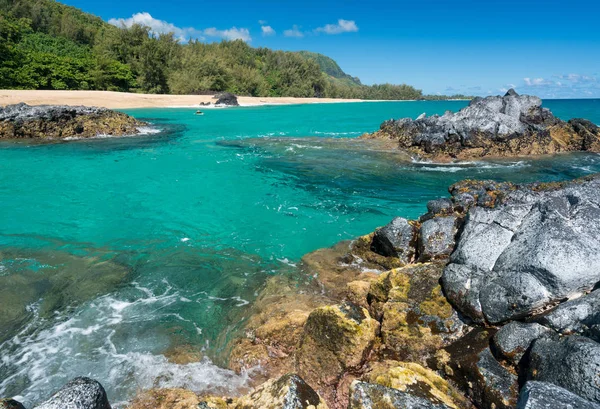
[363,361,473,409]
[296,302,379,406]
[368,262,467,363]
[0,103,146,140]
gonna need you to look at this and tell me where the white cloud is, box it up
[108,12,251,42]
[284,25,304,38]
[523,77,548,86]
[204,27,251,42]
[258,20,268,25]
[315,19,358,35]
[518,73,600,98]
[261,25,276,36]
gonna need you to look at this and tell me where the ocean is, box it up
[1,99,599,407]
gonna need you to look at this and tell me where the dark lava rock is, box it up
[424,198,454,218]
[0,103,145,140]
[492,322,552,365]
[365,91,600,160]
[535,289,600,340]
[370,217,417,262]
[517,381,600,409]
[528,335,600,403]
[0,399,26,409]
[417,215,458,261]
[215,92,239,106]
[441,329,518,409]
[441,175,600,324]
[33,377,110,409]
[505,88,519,97]
[348,381,451,409]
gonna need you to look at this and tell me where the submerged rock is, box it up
[34,377,110,409]
[0,103,145,140]
[517,381,600,409]
[441,174,600,324]
[348,381,451,409]
[528,335,600,403]
[364,90,600,161]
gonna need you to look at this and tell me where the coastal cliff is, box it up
[11,173,600,409]
[363,89,600,161]
[0,103,146,140]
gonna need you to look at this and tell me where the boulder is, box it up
[441,175,600,324]
[535,289,600,340]
[528,335,600,403]
[0,103,145,139]
[417,216,458,261]
[364,361,471,408]
[368,263,467,362]
[492,322,552,365]
[215,93,239,106]
[34,377,110,409]
[348,381,451,409]
[363,91,600,160]
[370,217,417,262]
[517,381,600,409]
[234,374,328,409]
[296,303,378,398]
[0,400,26,409]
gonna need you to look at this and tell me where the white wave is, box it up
[408,160,530,172]
[0,284,248,408]
[136,126,161,135]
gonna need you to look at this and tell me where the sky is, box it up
[62,0,600,98]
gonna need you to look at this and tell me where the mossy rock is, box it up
[368,263,467,363]
[126,388,201,409]
[234,374,328,409]
[364,361,472,409]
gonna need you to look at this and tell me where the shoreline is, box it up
[0,90,372,109]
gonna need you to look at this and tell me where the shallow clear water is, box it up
[0,99,599,406]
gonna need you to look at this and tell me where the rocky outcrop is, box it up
[348,381,451,409]
[0,103,145,140]
[441,174,600,324]
[34,377,111,409]
[517,381,600,409]
[214,93,239,106]
[363,89,600,161]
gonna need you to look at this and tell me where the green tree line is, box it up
[0,0,470,100]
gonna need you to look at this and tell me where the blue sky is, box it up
[64,0,600,98]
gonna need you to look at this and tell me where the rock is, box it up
[127,388,201,409]
[425,198,454,217]
[0,103,145,140]
[528,335,600,403]
[0,399,26,409]
[569,118,600,151]
[441,175,600,324]
[215,93,239,106]
[368,263,467,362]
[517,381,600,409]
[370,217,417,262]
[363,91,599,161]
[364,361,471,408]
[492,322,552,365]
[234,374,327,409]
[504,88,519,97]
[34,377,110,409]
[348,381,451,409]
[535,289,600,340]
[417,216,458,261]
[440,329,518,409]
[296,302,378,399]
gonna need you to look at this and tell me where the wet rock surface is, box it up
[0,103,145,139]
[34,377,111,409]
[364,89,600,161]
[517,381,600,409]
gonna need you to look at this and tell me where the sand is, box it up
[0,90,365,109]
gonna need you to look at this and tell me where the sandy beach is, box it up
[0,90,365,109]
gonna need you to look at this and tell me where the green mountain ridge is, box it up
[0,0,470,100]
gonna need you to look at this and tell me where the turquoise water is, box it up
[0,99,599,407]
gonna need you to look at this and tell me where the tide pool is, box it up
[1,99,599,407]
